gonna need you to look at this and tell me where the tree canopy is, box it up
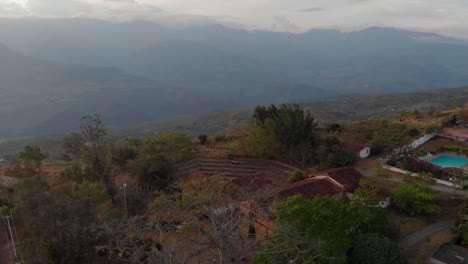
[347,234,407,264]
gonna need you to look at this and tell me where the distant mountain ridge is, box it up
[1,18,468,138]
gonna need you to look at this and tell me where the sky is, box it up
[1,0,468,38]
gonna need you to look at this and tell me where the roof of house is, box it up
[343,142,368,152]
[315,167,364,192]
[177,169,208,183]
[231,172,273,190]
[432,243,468,264]
[279,177,343,200]
[442,167,464,175]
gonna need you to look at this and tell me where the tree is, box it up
[452,204,468,247]
[150,177,275,264]
[347,234,407,264]
[247,119,278,158]
[392,182,440,215]
[111,138,141,168]
[349,179,391,234]
[62,132,83,161]
[19,145,46,173]
[290,170,306,183]
[451,169,467,197]
[198,134,208,145]
[140,133,194,163]
[130,154,173,189]
[15,179,100,263]
[80,114,108,180]
[94,216,177,263]
[255,195,356,264]
[253,104,319,165]
[129,133,194,189]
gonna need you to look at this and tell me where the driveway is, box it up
[399,220,455,252]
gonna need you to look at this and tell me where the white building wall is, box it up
[359,147,371,158]
[409,133,437,149]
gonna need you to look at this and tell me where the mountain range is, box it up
[1,18,468,138]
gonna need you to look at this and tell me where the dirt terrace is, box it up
[174,158,298,182]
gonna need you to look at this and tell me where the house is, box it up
[314,167,364,192]
[431,243,468,264]
[279,167,365,200]
[279,176,344,200]
[343,142,371,159]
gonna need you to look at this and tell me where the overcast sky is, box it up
[1,0,468,38]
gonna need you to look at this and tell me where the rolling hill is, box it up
[1,86,467,158]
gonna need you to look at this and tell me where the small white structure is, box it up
[343,143,371,159]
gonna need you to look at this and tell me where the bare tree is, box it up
[150,177,277,264]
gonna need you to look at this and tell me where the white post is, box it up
[5,216,18,262]
[123,183,128,220]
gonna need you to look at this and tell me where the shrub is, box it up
[290,171,306,183]
[212,133,226,143]
[198,134,208,145]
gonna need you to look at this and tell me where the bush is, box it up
[347,234,407,264]
[198,134,208,145]
[212,133,226,143]
[290,171,306,182]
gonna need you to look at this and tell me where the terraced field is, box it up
[174,158,299,182]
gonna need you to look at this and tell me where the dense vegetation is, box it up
[3,104,468,263]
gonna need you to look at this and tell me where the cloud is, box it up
[271,16,301,32]
[297,7,325,12]
[0,0,468,38]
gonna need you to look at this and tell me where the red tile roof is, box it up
[279,177,343,200]
[314,167,364,192]
[231,172,273,190]
[177,169,208,183]
[442,167,464,175]
[343,142,368,152]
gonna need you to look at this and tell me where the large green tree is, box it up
[19,145,46,173]
[349,180,391,234]
[129,133,194,189]
[392,178,440,215]
[254,195,356,264]
[347,234,407,264]
[452,204,468,246]
[15,178,102,263]
[253,104,319,165]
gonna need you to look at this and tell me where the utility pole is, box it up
[123,183,128,220]
[4,215,19,263]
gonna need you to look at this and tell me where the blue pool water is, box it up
[428,154,468,168]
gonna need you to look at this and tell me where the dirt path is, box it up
[399,220,455,252]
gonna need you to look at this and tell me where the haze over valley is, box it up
[1,18,468,138]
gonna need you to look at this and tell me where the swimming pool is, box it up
[427,154,468,168]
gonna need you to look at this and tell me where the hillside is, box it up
[1,86,467,158]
